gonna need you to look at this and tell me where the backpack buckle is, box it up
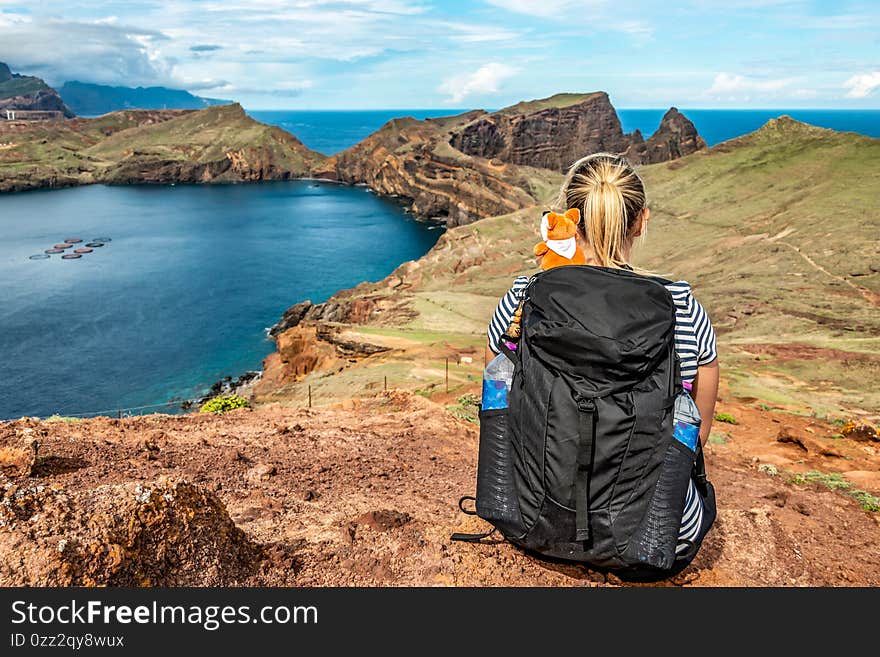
[575,396,596,413]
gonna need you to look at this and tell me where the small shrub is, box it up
[788,470,880,512]
[708,431,730,445]
[757,463,779,476]
[45,415,82,423]
[199,394,250,414]
[447,393,480,424]
[414,389,431,398]
[714,412,737,424]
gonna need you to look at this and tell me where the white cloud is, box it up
[707,72,795,95]
[438,62,518,104]
[0,18,175,87]
[843,71,880,98]
[483,0,594,18]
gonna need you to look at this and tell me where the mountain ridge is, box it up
[59,80,231,116]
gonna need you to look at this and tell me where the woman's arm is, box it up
[691,359,720,446]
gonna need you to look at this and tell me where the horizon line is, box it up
[244,106,880,112]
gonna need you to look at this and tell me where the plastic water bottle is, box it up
[673,380,702,451]
[481,349,515,410]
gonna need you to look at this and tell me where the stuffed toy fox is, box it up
[504,208,586,342]
[533,208,587,270]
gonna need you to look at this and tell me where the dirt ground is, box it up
[1,386,878,587]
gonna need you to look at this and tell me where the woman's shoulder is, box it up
[663,279,692,298]
[662,279,705,310]
[507,275,531,298]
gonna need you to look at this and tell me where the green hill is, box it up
[0,104,325,192]
[0,62,51,99]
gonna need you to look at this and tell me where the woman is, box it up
[486,152,720,553]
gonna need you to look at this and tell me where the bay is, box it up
[0,182,442,419]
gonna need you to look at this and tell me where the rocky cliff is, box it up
[315,92,705,225]
[0,62,75,117]
[449,92,631,171]
[312,112,545,226]
[449,92,703,171]
[624,108,707,164]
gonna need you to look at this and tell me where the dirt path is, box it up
[1,390,878,586]
[777,240,879,307]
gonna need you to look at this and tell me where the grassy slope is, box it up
[497,92,606,116]
[268,118,880,419]
[0,105,324,190]
[86,103,321,173]
[0,75,50,99]
[636,118,879,416]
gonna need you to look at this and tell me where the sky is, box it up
[0,1,877,110]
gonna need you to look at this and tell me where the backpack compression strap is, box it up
[450,496,499,543]
[575,396,597,543]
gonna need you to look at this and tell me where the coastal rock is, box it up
[624,108,706,164]
[269,300,314,337]
[450,94,704,171]
[269,297,382,337]
[313,112,540,226]
[0,62,75,118]
[450,92,631,171]
[0,89,74,118]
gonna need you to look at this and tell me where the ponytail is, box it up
[556,153,648,271]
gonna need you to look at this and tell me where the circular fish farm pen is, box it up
[33,236,110,261]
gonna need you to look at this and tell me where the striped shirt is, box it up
[488,275,718,383]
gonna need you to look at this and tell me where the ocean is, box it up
[250,108,880,155]
[0,182,442,419]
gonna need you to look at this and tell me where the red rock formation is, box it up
[450,92,632,171]
[624,108,707,164]
[450,93,705,171]
[313,113,537,226]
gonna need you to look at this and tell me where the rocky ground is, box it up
[2,386,877,587]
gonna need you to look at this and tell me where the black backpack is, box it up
[453,265,716,576]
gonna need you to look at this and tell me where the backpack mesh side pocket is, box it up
[621,439,695,571]
[475,408,524,537]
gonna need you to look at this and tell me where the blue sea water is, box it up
[250,108,880,154]
[0,182,442,419]
[249,109,468,156]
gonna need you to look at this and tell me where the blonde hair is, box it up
[555,152,649,271]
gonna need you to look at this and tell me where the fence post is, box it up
[445,357,449,393]
[308,385,312,408]
[117,409,121,419]
[384,375,387,391]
